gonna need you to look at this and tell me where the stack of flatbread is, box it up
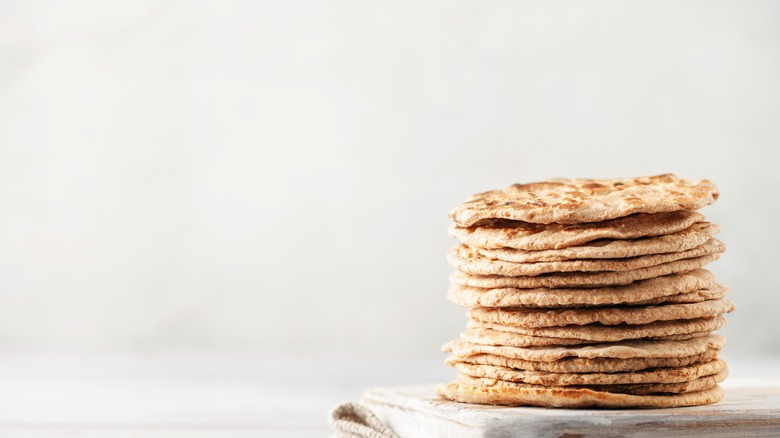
[436,174,734,408]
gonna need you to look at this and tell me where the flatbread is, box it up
[635,287,728,306]
[473,222,718,263]
[448,239,725,277]
[451,287,729,310]
[459,327,708,348]
[453,372,727,395]
[449,349,721,373]
[449,174,719,226]
[435,381,724,408]
[449,211,704,250]
[576,371,727,395]
[448,271,723,308]
[459,330,592,347]
[449,253,722,288]
[447,270,717,308]
[469,316,727,342]
[442,335,725,362]
[460,330,710,348]
[469,299,735,328]
[449,359,727,386]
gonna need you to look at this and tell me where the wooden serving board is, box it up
[361,384,780,437]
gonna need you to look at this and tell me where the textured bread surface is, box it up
[449,211,704,250]
[468,299,735,328]
[442,335,725,362]
[468,316,727,342]
[473,222,718,263]
[458,327,711,348]
[449,359,727,386]
[448,270,721,308]
[452,372,727,395]
[447,349,720,373]
[435,381,724,408]
[448,239,725,277]
[450,174,719,226]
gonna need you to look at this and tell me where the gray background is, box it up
[0,0,777,358]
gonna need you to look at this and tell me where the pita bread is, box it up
[449,359,727,386]
[448,239,725,277]
[460,330,709,349]
[579,371,727,395]
[449,349,721,373]
[443,335,725,362]
[435,380,723,408]
[449,211,705,250]
[448,271,722,308]
[449,253,721,288]
[459,327,706,348]
[459,329,592,347]
[636,287,728,306]
[469,316,727,342]
[469,299,734,328]
[451,288,728,310]
[450,174,719,226]
[454,372,727,395]
[473,222,718,263]
[443,177,729,408]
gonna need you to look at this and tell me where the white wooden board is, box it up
[362,384,780,438]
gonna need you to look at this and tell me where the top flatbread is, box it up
[450,174,719,226]
[449,211,704,251]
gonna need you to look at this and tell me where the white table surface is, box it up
[0,350,775,437]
